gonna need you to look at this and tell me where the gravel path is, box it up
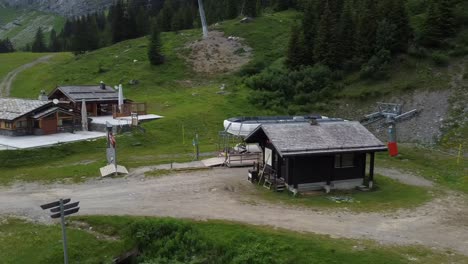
[0,54,54,97]
[1,166,467,256]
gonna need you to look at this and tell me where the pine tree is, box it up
[243,0,257,17]
[437,0,456,37]
[226,0,238,19]
[336,0,355,64]
[0,38,15,53]
[85,16,100,51]
[49,29,61,52]
[375,19,397,53]
[72,18,87,53]
[378,0,412,53]
[111,0,125,43]
[302,0,317,65]
[171,9,184,32]
[314,2,339,68]
[135,7,150,36]
[286,24,306,69]
[355,0,378,61]
[420,1,445,47]
[148,24,164,65]
[274,0,290,11]
[32,27,46,52]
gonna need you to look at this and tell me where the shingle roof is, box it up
[245,121,387,156]
[0,98,51,121]
[51,85,121,102]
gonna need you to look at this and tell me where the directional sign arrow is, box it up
[40,198,71,210]
[50,207,80,219]
[50,202,80,213]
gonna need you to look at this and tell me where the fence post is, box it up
[457,144,463,165]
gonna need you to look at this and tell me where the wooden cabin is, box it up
[0,98,80,136]
[48,84,122,116]
[245,120,387,192]
[48,84,148,117]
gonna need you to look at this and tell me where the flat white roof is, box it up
[0,131,106,149]
[90,114,164,125]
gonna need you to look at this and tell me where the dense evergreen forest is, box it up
[22,0,291,53]
[4,0,466,113]
[244,0,467,113]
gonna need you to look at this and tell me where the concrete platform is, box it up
[90,114,164,125]
[0,131,106,149]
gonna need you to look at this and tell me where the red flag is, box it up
[109,132,116,148]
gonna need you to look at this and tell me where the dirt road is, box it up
[0,54,54,97]
[1,167,467,256]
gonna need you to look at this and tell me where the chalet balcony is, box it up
[113,103,147,118]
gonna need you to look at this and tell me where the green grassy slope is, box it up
[3,216,466,263]
[0,52,51,79]
[0,7,65,48]
[71,216,468,264]
[0,218,127,263]
[1,11,466,191]
[1,12,301,182]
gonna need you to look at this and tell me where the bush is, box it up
[407,44,428,58]
[130,219,224,264]
[244,65,336,114]
[430,52,449,66]
[360,49,391,80]
[238,60,266,77]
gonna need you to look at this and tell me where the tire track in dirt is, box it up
[0,54,55,97]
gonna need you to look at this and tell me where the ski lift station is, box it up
[220,115,387,193]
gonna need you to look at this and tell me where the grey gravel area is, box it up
[0,166,467,256]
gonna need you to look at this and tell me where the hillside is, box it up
[0,10,466,182]
[0,0,112,17]
[0,6,64,48]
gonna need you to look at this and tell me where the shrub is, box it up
[238,60,266,77]
[130,219,224,264]
[244,64,336,114]
[407,44,428,58]
[360,49,391,80]
[430,52,449,66]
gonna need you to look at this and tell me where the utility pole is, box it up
[198,0,209,38]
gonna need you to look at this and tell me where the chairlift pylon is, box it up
[361,102,419,157]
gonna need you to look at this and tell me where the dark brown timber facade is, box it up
[245,120,387,192]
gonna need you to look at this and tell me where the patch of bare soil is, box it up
[1,167,467,256]
[185,31,252,74]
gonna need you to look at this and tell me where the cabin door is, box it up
[281,158,288,181]
[41,114,58,135]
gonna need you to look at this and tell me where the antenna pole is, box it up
[198,0,209,38]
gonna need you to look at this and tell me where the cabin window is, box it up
[61,119,73,126]
[16,120,27,128]
[34,120,40,128]
[265,148,273,166]
[5,122,12,128]
[334,153,355,168]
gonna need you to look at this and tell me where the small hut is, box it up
[245,120,387,192]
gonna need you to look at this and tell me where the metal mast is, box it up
[361,103,418,156]
[198,0,209,38]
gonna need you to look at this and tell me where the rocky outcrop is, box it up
[1,0,113,17]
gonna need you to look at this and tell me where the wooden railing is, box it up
[225,152,261,167]
[113,103,147,118]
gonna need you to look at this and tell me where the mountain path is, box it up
[1,167,467,256]
[0,54,54,97]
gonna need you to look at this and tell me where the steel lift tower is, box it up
[361,103,419,156]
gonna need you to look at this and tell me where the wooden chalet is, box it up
[0,98,80,136]
[245,120,387,192]
[48,83,147,117]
